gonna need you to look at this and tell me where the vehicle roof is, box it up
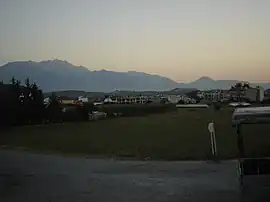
[232,106,270,125]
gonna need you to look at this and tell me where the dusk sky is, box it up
[0,0,269,82]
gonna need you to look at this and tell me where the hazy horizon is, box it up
[1,0,270,83]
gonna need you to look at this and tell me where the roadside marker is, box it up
[208,121,218,159]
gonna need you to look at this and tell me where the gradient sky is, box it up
[0,0,269,82]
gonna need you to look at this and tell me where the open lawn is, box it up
[1,108,270,160]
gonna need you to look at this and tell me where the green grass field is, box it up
[1,108,270,160]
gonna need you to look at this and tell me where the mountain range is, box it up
[0,59,269,92]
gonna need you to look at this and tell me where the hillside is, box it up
[0,60,179,92]
[0,60,269,92]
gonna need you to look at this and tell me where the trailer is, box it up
[232,106,270,202]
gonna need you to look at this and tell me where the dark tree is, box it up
[44,92,62,123]
[186,90,201,103]
[31,82,38,90]
[235,82,243,88]
[231,82,246,102]
[29,82,44,124]
[243,82,251,90]
[25,78,31,88]
[11,77,16,85]
[1,77,46,126]
[6,78,22,125]
[15,80,21,88]
[177,100,185,104]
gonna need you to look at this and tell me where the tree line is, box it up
[0,77,94,128]
[0,77,180,129]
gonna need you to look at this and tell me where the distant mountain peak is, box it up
[41,59,72,65]
[197,76,214,81]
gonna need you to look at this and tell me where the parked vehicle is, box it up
[232,106,270,202]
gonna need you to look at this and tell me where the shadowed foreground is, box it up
[0,150,240,202]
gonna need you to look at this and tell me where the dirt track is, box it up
[0,150,240,202]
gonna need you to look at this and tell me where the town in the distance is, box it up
[60,82,269,107]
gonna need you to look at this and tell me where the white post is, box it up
[212,125,217,156]
[208,122,217,157]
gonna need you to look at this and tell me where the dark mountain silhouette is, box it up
[188,77,270,90]
[188,77,240,90]
[0,60,180,92]
[0,60,269,92]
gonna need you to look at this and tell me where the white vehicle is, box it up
[78,96,88,103]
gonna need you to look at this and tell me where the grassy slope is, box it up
[1,108,270,160]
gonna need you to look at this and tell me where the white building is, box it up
[167,95,196,104]
[105,96,148,104]
[200,90,230,102]
[256,86,265,102]
[167,95,181,104]
[230,86,264,102]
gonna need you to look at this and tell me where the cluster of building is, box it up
[58,94,193,105]
[197,90,230,103]
[100,94,197,105]
[197,85,266,103]
[57,83,270,106]
[166,95,196,104]
[103,96,149,104]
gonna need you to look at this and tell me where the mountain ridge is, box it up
[0,60,269,92]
